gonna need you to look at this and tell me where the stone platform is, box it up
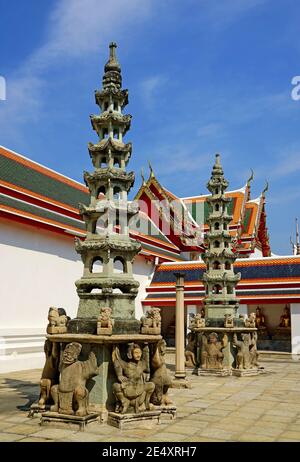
[232,367,264,377]
[107,410,161,429]
[156,405,177,420]
[40,412,100,431]
[196,368,231,377]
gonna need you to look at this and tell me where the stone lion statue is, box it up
[141,308,161,334]
[97,307,114,335]
[47,307,69,334]
[244,312,256,328]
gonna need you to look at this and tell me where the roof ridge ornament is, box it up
[141,168,146,186]
[246,168,254,200]
[148,160,155,179]
[262,180,269,197]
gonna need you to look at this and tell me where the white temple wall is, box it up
[0,218,82,372]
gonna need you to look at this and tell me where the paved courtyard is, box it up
[1,355,300,442]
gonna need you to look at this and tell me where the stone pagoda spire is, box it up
[202,154,240,325]
[73,42,141,333]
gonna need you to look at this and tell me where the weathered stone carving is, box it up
[141,308,161,335]
[200,332,228,369]
[38,340,60,408]
[150,340,173,406]
[112,343,155,414]
[245,312,256,328]
[190,312,205,328]
[47,307,69,334]
[185,332,197,367]
[233,332,259,369]
[50,342,98,416]
[224,313,234,328]
[97,307,114,335]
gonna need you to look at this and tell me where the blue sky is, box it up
[0,0,299,255]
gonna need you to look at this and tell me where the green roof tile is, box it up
[0,154,89,208]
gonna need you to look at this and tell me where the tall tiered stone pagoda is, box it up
[189,154,261,376]
[72,42,141,334]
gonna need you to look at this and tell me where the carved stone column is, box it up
[173,273,191,388]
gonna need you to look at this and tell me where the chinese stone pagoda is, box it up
[72,42,141,333]
[202,154,240,323]
[32,43,175,430]
[189,154,261,376]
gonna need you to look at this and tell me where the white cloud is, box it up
[140,75,168,107]
[197,123,222,137]
[271,149,300,179]
[0,0,153,137]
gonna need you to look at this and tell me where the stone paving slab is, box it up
[1,358,300,442]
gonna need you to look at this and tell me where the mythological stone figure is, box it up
[150,339,173,406]
[185,332,197,367]
[47,307,69,334]
[233,332,259,370]
[224,313,234,328]
[50,342,98,416]
[141,308,161,334]
[245,312,256,328]
[279,306,291,328]
[97,307,114,334]
[112,343,155,414]
[200,332,228,369]
[38,340,60,408]
[190,312,205,328]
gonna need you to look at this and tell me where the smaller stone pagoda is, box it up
[189,154,261,376]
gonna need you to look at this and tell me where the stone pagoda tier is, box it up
[32,44,175,430]
[189,155,262,377]
[69,42,142,335]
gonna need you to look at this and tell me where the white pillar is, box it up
[291,303,300,355]
[174,272,186,379]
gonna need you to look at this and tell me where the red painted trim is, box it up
[0,183,81,220]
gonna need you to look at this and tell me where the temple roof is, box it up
[135,164,269,256]
[0,145,184,262]
[143,256,300,305]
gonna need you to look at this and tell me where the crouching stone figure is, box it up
[50,342,98,416]
[112,343,155,414]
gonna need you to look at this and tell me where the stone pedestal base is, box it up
[40,411,100,431]
[28,403,51,418]
[107,411,161,429]
[171,378,192,389]
[45,332,162,412]
[97,327,112,335]
[156,405,177,420]
[196,367,231,377]
[232,368,261,377]
[47,326,67,334]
